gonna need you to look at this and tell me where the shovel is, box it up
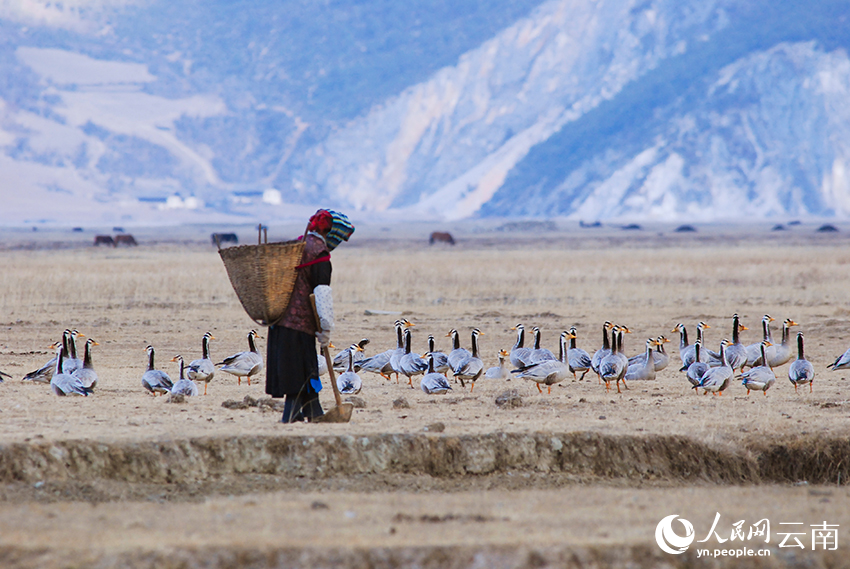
[309,294,353,423]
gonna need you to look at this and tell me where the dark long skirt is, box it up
[266,325,323,422]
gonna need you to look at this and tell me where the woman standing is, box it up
[266,209,353,423]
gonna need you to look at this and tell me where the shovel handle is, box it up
[310,294,343,408]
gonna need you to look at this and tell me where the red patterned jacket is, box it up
[278,233,331,335]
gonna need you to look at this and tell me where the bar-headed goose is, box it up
[509,324,534,369]
[50,344,93,396]
[187,332,215,394]
[685,341,710,388]
[398,329,428,387]
[389,320,415,381]
[624,338,659,382]
[170,355,199,397]
[71,338,99,389]
[741,341,776,395]
[424,334,450,376]
[142,345,173,395]
[695,340,732,396]
[23,341,63,383]
[513,331,569,394]
[421,354,452,395]
[788,332,814,393]
[529,327,556,364]
[446,328,472,374]
[671,323,689,369]
[708,314,748,371]
[337,350,363,395]
[765,319,798,368]
[628,335,670,372]
[591,321,614,381]
[217,330,264,385]
[357,320,408,380]
[600,326,629,393]
[62,329,85,375]
[679,322,709,371]
[452,329,485,390]
[827,345,850,372]
[484,349,510,380]
[745,315,775,368]
[566,327,592,380]
[333,338,370,371]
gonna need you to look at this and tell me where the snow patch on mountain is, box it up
[300,0,729,219]
[566,42,850,221]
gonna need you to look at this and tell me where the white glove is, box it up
[315,329,331,348]
[313,285,334,345]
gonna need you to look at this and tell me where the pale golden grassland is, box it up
[1,229,850,447]
[4,229,850,564]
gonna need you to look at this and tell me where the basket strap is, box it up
[295,254,330,270]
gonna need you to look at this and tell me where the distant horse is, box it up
[115,234,138,246]
[429,231,455,245]
[94,235,115,247]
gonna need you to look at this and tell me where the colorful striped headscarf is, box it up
[325,210,355,251]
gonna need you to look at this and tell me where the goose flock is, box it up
[17,328,264,398]
[5,312,847,401]
[329,314,832,398]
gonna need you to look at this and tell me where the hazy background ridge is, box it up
[0,0,849,225]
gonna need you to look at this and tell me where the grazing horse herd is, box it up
[91,230,450,247]
[94,234,138,247]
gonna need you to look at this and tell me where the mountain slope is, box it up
[482,0,850,220]
[0,0,849,224]
[301,0,732,220]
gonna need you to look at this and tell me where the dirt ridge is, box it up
[0,543,842,569]
[2,431,842,487]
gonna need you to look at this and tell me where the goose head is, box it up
[170,355,185,379]
[145,345,156,369]
[511,324,526,348]
[470,328,483,357]
[732,313,748,332]
[717,338,730,362]
[531,326,542,349]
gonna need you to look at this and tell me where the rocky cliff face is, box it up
[0,0,848,224]
[488,41,850,220]
[299,0,731,220]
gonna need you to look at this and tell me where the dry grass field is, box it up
[2,221,850,568]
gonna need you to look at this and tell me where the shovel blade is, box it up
[311,403,354,423]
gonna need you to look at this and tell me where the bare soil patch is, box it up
[1,224,850,567]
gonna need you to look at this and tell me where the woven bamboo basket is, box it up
[218,238,305,326]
